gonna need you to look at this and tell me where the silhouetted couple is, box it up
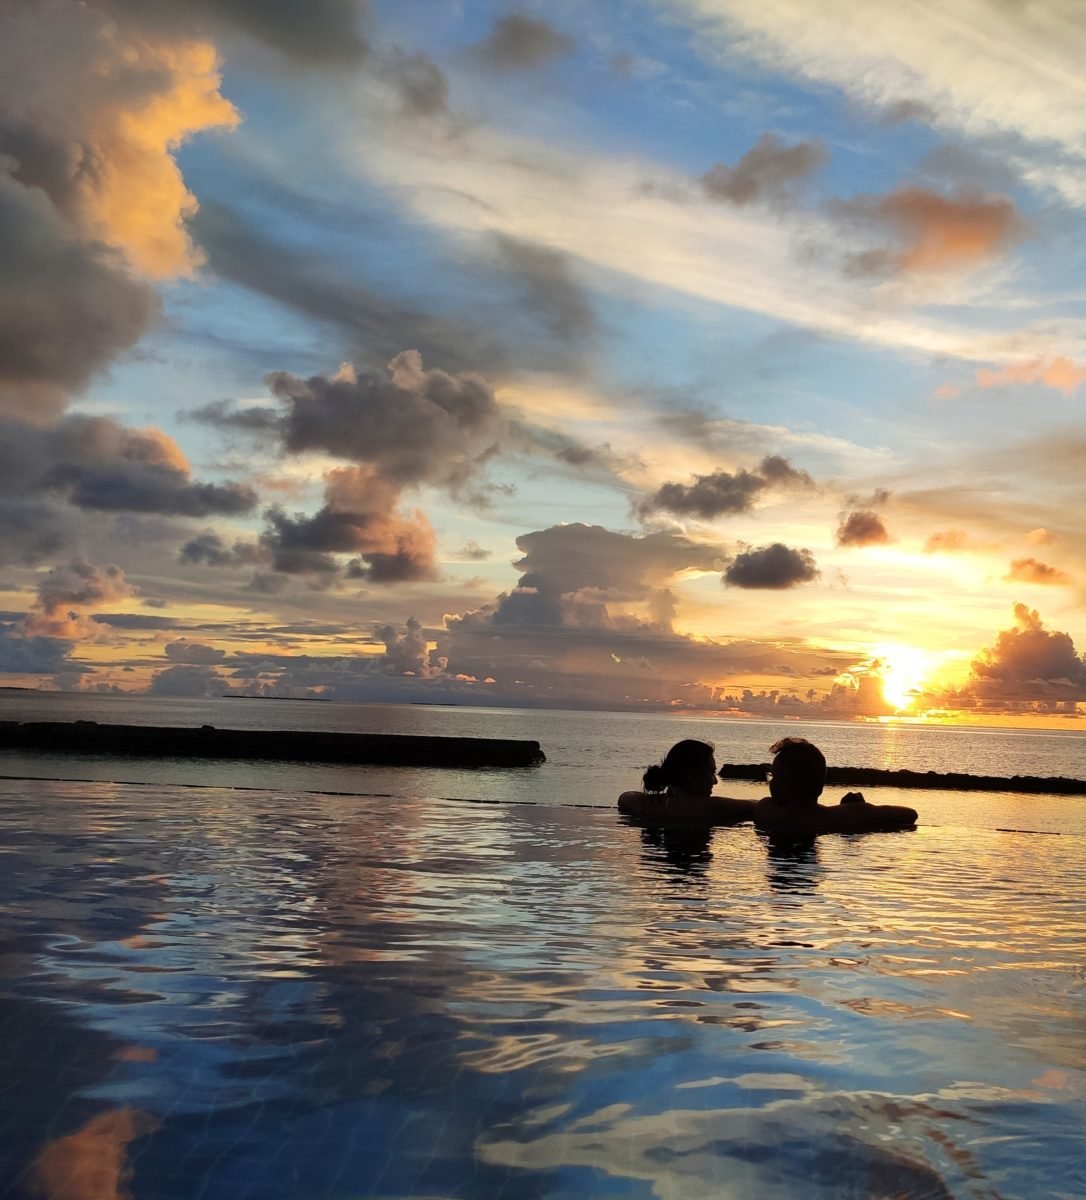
[618,737,917,837]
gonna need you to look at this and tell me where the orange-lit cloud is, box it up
[924,529,998,554]
[1004,558,1072,586]
[838,187,1023,275]
[976,357,1086,396]
[836,509,890,547]
[1,2,238,278]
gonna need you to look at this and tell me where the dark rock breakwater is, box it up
[719,763,1086,795]
[0,721,545,768]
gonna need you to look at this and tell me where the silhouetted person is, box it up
[753,737,917,840]
[618,739,754,827]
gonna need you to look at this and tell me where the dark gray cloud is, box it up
[100,0,371,64]
[23,557,135,638]
[0,415,257,524]
[270,354,506,489]
[836,510,891,547]
[0,623,75,674]
[149,663,229,697]
[702,133,827,207]
[0,500,73,567]
[457,540,491,562]
[183,400,280,435]
[639,454,815,520]
[471,14,574,70]
[92,613,182,630]
[723,543,819,589]
[0,173,158,419]
[492,234,597,345]
[179,532,264,568]
[380,48,449,118]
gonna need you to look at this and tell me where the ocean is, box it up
[1,691,1084,1198]
[1,689,1084,834]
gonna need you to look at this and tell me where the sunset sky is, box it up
[1,0,1084,723]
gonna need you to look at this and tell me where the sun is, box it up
[873,643,937,712]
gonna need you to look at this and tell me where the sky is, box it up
[1,0,1085,725]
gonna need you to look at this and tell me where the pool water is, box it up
[1,778,1084,1199]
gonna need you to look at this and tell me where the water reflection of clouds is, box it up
[2,781,1084,1199]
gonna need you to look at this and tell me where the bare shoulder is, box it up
[617,790,646,814]
[710,795,756,825]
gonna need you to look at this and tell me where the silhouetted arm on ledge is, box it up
[618,791,755,826]
[754,795,917,837]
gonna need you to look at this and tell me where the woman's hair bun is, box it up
[643,763,669,792]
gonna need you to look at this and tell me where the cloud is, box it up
[149,663,228,696]
[723,543,819,589]
[0,415,257,525]
[666,0,1086,205]
[260,466,439,584]
[179,531,264,568]
[0,1,239,278]
[923,529,996,554]
[1004,558,1072,586]
[701,133,827,207]
[164,639,226,664]
[836,510,891,547]
[376,615,446,676]
[23,557,135,637]
[638,454,815,520]
[470,14,574,70]
[0,174,158,420]
[976,357,1086,396]
[448,523,724,631]
[456,540,492,562]
[492,234,597,345]
[969,603,1086,699]
[834,187,1023,276]
[104,0,372,64]
[0,622,75,674]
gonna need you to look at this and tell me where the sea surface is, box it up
[1,691,1084,1198]
[1,690,1085,834]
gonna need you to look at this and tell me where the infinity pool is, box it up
[1,778,1083,1198]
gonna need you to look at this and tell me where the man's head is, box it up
[768,737,826,806]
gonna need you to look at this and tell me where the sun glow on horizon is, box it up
[872,643,940,712]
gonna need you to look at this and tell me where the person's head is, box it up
[643,739,716,797]
[768,737,826,806]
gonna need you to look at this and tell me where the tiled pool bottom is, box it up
[1,781,1083,1200]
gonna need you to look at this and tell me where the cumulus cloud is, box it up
[261,466,439,584]
[1004,558,1072,586]
[270,354,506,490]
[149,663,228,697]
[701,133,827,207]
[449,523,724,632]
[376,615,447,677]
[179,531,264,568]
[836,510,891,547]
[456,540,492,562]
[969,604,1086,699]
[0,622,76,674]
[23,558,135,637]
[639,454,815,520]
[976,357,1086,396]
[163,639,226,665]
[834,187,1023,276]
[723,543,819,589]
[470,14,574,70]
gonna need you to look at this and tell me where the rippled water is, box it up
[2,778,1084,1199]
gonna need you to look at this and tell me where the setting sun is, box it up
[873,644,938,712]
